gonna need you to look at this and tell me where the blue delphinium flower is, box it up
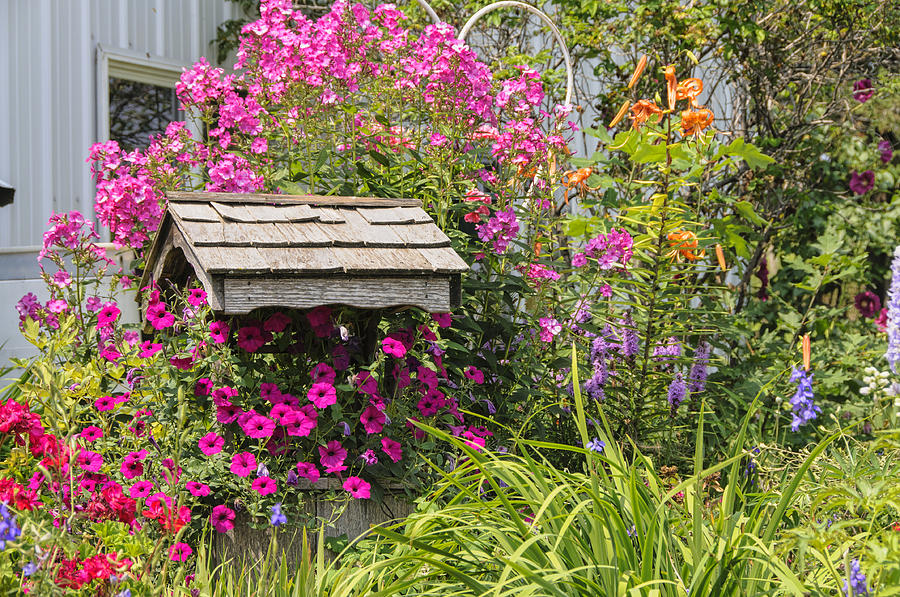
[0,502,21,549]
[270,502,287,527]
[789,367,820,431]
[886,245,900,373]
[843,558,869,596]
[587,438,605,453]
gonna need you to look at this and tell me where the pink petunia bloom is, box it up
[80,425,104,442]
[310,362,336,384]
[216,404,241,424]
[146,303,175,330]
[307,382,336,409]
[198,432,225,456]
[169,355,194,370]
[296,461,320,483]
[209,320,230,344]
[332,345,350,370]
[306,306,333,338]
[77,450,103,472]
[129,480,154,499]
[237,325,266,352]
[284,405,318,437]
[318,440,347,474]
[121,458,144,479]
[464,366,485,384]
[343,476,371,499]
[241,414,276,439]
[195,378,213,397]
[94,395,116,411]
[212,386,238,406]
[359,405,386,434]
[260,382,281,403]
[186,481,211,497]
[269,403,294,424]
[96,302,120,329]
[169,542,193,562]
[230,452,256,477]
[251,476,277,496]
[139,341,163,358]
[381,437,403,463]
[431,312,452,328]
[210,504,235,532]
[187,288,207,307]
[264,312,291,333]
[99,344,121,362]
[355,371,378,395]
[381,337,407,358]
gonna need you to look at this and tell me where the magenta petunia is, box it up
[318,440,347,474]
[855,291,881,319]
[310,362,336,384]
[139,340,163,358]
[381,437,403,463]
[359,405,386,434]
[264,312,291,333]
[79,425,104,442]
[209,320,230,344]
[210,504,236,533]
[146,302,175,330]
[169,542,193,562]
[251,476,277,496]
[381,337,407,358]
[431,312,452,328]
[464,366,485,385]
[849,170,875,195]
[169,355,194,370]
[343,476,371,499]
[237,325,266,352]
[77,450,103,473]
[129,480,154,499]
[186,481,211,497]
[198,432,225,456]
[307,382,337,409]
[195,378,213,397]
[216,404,241,424]
[96,302,120,329]
[230,452,256,477]
[187,288,207,307]
[241,414,276,439]
[94,395,116,411]
[296,461,320,483]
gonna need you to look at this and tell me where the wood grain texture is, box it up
[254,247,343,273]
[211,201,258,222]
[389,222,451,247]
[311,207,346,223]
[177,219,225,246]
[167,191,420,207]
[358,206,415,225]
[169,202,221,222]
[222,276,453,313]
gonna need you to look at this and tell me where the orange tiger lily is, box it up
[666,229,705,262]
[630,99,663,130]
[664,65,678,111]
[561,167,597,205]
[676,78,703,107]
[680,108,714,136]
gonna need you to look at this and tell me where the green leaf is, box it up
[734,201,768,226]
[723,138,774,170]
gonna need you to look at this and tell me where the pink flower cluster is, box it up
[477,208,520,254]
[572,228,634,269]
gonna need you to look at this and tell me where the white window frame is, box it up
[96,45,202,146]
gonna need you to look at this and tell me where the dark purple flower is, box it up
[854,291,881,319]
[879,140,893,164]
[849,170,875,195]
[853,78,874,102]
[688,340,710,394]
[667,372,686,415]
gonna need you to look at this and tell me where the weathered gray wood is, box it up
[255,247,343,273]
[395,207,433,223]
[339,210,406,247]
[358,207,416,225]
[167,191,420,207]
[195,246,270,273]
[211,202,258,222]
[223,276,453,312]
[177,219,226,246]
[418,247,471,273]
[388,223,451,247]
[170,202,222,222]
[280,203,318,222]
[331,247,434,273]
[272,221,334,247]
[311,207,346,223]
[246,204,291,222]
[231,223,292,247]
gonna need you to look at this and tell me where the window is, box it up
[96,46,200,151]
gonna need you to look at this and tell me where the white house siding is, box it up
[0,0,236,362]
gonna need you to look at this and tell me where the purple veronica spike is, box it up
[621,312,639,358]
[788,367,820,431]
[886,245,900,373]
[688,340,710,394]
[667,372,686,415]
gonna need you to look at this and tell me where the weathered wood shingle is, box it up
[141,192,468,315]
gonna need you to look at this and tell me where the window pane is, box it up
[108,77,182,152]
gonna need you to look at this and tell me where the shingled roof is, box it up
[140,192,469,315]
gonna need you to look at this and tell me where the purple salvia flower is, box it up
[667,372,686,415]
[886,245,900,373]
[688,340,710,394]
[789,367,820,431]
[621,312,639,358]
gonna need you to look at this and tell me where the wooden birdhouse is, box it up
[139,192,469,317]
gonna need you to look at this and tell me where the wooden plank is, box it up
[211,202,257,222]
[340,210,406,247]
[396,207,433,223]
[195,246,270,273]
[170,202,221,222]
[177,219,225,246]
[222,276,452,313]
[388,223,451,247]
[254,247,343,273]
[231,223,291,247]
[358,207,416,225]
[246,204,290,222]
[312,222,365,247]
[417,247,470,273]
[273,221,334,247]
[280,204,318,222]
[331,246,434,273]
[311,207,345,223]
[166,191,420,207]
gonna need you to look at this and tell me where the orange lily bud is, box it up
[628,55,648,89]
[534,242,542,256]
[715,244,727,271]
[665,65,677,111]
[609,100,631,128]
[802,334,811,371]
